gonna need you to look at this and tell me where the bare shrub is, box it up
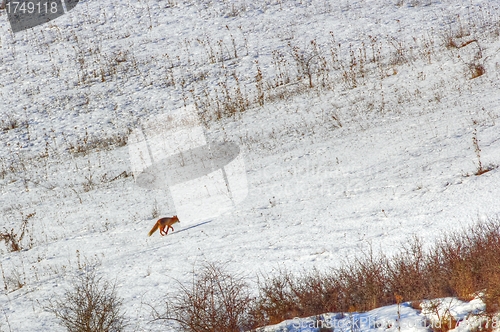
[253,268,309,325]
[153,262,255,332]
[388,37,411,66]
[253,252,389,326]
[46,268,126,332]
[386,236,431,301]
[0,228,24,253]
[334,250,390,312]
[254,268,346,326]
[396,219,500,303]
[251,218,500,327]
[0,261,26,293]
[434,220,500,307]
[0,212,35,252]
[253,253,392,325]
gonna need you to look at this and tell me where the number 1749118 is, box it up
[5,1,59,14]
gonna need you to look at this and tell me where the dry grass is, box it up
[471,120,496,176]
[0,212,35,252]
[250,219,500,328]
[194,17,494,123]
[470,63,486,79]
[1,116,24,132]
[64,129,129,157]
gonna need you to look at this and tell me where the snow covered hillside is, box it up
[1,0,500,330]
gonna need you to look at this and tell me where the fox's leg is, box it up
[159,225,166,236]
[165,225,174,235]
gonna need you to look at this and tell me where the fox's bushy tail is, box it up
[148,222,159,236]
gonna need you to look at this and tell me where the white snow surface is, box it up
[0,0,500,330]
[265,297,489,332]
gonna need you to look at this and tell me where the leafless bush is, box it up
[388,37,411,66]
[252,218,500,326]
[0,212,35,252]
[253,268,342,326]
[153,262,255,332]
[46,268,126,332]
[289,40,323,88]
[254,253,389,326]
[335,250,391,312]
[433,220,500,305]
[0,261,26,293]
[386,236,432,301]
[0,228,25,253]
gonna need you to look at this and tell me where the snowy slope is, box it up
[1,0,500,331]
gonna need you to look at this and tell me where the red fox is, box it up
[148,216,180,236]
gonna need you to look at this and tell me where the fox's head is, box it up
[173,215,179,223]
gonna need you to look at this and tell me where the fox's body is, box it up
[148,216,180,236]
